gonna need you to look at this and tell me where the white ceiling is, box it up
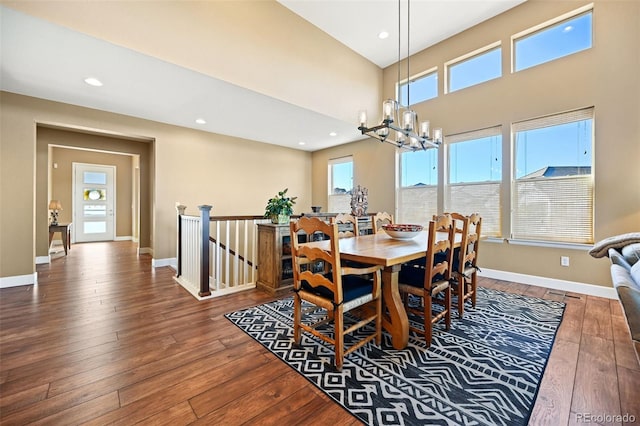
[0,1,524,151]
[279,0,525,68]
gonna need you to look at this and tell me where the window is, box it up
[328,156,353,213]
[513,8,592,72]
[397,149,438,226]
[512,108,594,244]
[445,126,502,237]
[446,42,501,93]
[399,70,437,106]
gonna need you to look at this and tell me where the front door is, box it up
[73,163,116,243]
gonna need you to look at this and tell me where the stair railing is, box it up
[175,204,269,299]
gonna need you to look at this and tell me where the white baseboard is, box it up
[115,236,132,241]
[2,264,615,299]
[0,272,38,288]
[479,268,618,300]
[152,257,177,270]
[138,247,153,256]
[35,256,50,265]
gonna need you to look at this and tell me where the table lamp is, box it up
[49,200,62,225]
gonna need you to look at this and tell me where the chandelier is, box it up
[357,0,442,150]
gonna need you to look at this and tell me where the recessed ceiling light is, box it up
[329,132,337,137]
[378,31,389,40]
[195,118,207,125]
[298,141,306,146]
[84,77,103,87]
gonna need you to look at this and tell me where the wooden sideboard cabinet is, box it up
[256,215,373,295]
[256,223,294,295]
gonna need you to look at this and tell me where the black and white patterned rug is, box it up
[225,287,565,426]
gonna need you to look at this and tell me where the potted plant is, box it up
[264,188,297,224]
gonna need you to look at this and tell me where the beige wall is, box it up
[49,144,135,238]
[1,92,312,278]
[312,0,640,288]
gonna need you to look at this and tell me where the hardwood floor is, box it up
[1,241,638,425]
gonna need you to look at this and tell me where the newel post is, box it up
[198,205,212,297]
[175,204,187,277]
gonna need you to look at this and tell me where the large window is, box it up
[512,108,594,244]
[399,69,437,106]
[446,42,501,93]
[328,156,353,213]
[397,149,438,226]
[445,126,502,237]
[513,8,592,72]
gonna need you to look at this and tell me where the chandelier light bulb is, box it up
[382,100,396,122]
[359,110,368,127]
[402,110,415,131]
[433,128,443,143]
[420,121,430,138]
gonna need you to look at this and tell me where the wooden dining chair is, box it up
[331,213,359,239]
[372,211,394,234]
[289,217,383,370]
[452,213,482,318]
[398,214,454,347]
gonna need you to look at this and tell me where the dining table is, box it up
[302,230,460,350]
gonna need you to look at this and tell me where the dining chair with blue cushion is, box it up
[452,213,481,318]
[372,211,394,234]
[331,213,360,239]
[398,214,455,347]
[289,217,383,371]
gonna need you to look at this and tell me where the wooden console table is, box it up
[49,223,72,255]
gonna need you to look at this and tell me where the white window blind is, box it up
[512,107,594,244]
[446,125,502,144]
[446,182,501,237]
[397,149,438,226]
[513,176,593,243]
[398,185,437,226]
[445,126,502,237]
[511,108,593,133]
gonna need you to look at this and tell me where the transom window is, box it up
[513,8,593,72]
[446,42,502,93]
[399,69,437,106]
[512,108,594,244]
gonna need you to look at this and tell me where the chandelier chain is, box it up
[406,0,410,107]
[356,0,442,151]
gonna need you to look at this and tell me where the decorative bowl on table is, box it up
[382,224,424,240]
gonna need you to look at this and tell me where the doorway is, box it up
[73,163,116,242]
[36,125,152,261]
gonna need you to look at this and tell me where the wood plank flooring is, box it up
[1,241,638,425]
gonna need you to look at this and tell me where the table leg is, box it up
[49,231,54,248]
[381,264,409,349]
[61,230,68,256]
